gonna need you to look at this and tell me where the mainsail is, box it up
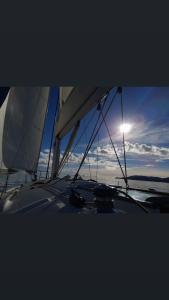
[0,93,10,173]
[0,87,50,173]
[56,87,112,139]
[59,87,74,109]
[52,87,112,177]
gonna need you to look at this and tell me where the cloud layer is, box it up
[38,140,169,181]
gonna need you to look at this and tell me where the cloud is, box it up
[38,150,54,173]
[144,164,154,168]
[125,142,169,158]
[39,141,169,172]
[38,139,169,184]
[88,141,169,161]
[38,147,120,174]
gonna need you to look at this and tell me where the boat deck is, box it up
[1,177,165,214]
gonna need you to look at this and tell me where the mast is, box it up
[51,136,61,178]
[51,88,61,178]
[46,88,60,179]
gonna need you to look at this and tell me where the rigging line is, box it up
[119,87,128,188]
[58,107,97,176]
[73,88,118,181]
[100,110,127,186]
[58,121,80,174]
[119,190,149,213]
[73,97,109,180]
[88,148,92,180]
[74,90,118,180]
[58,92,109,176]
[85,122,92,180]
[76,95,107,162]
[87,154,92,180]
[78,91,110,153]
[96,133,99,182]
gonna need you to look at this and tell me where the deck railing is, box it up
[0,170,51,194]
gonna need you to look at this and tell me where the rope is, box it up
[88,154,92,180]
[58,121,80,174]
[100,110,127,185]
[119,87,128,188]
[119,190,149,213]
[85,124,92,180]
[96,133,99,182]
[60,92,109,177]
[58,107,97,176]
[73,88,118,181]
[62,90,116,177]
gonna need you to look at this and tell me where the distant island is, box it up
[116,175,169,183]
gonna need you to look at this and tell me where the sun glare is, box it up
[119,123,132,134]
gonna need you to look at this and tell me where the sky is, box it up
[39,87,169,184]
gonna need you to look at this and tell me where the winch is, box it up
[93,184,118,213]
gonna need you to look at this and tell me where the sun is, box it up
[119,123,132,134]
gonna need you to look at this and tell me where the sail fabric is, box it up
[1,87,50,173]
[56,87,112,138]
[59,87,74,109]
[0,93,10,172]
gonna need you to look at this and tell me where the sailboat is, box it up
[0,86,169,214]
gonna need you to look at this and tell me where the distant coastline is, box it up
[116,175,169,183]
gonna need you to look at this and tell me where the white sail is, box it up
[1,87,50,173]
[0,93,10,173]
[56,87,112,138]
[59,87,74,109]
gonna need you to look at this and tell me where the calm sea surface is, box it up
[0,172,169,194]
[117,179,169,193]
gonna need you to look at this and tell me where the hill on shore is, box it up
[116,175,169,183]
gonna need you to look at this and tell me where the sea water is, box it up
[117,179,169,193]
[0,171,169,194]
[0,171,32,192]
